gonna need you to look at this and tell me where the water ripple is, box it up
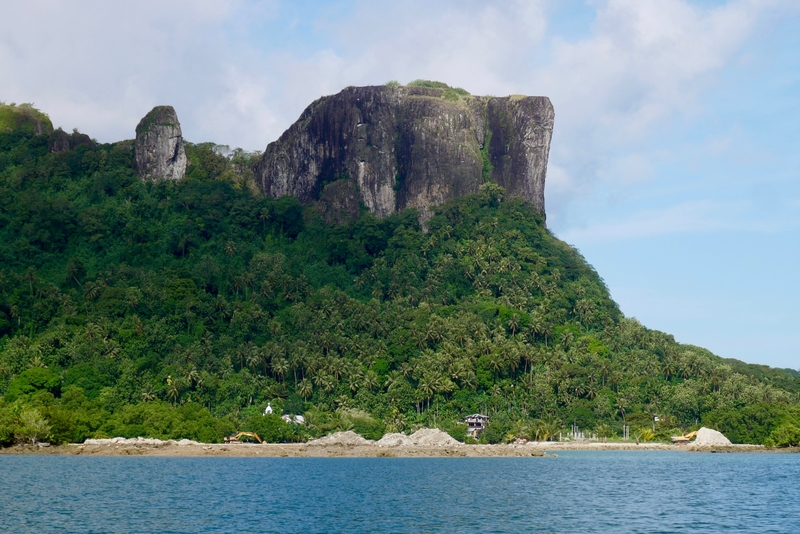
[0,451,798,533]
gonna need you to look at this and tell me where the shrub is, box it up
[764,423,800,448]
[15,408,52,444]
[241,413,300,443]
[5,368,61,401]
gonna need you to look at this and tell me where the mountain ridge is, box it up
[0,99,798,448]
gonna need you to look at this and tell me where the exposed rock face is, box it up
[48,128,94,153]
[255,85,554,222]
[133,106,187,181]
[315,179,362,225]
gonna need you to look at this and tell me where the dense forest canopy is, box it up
[1,106,798,447]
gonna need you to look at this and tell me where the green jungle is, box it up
[1,102,799,448]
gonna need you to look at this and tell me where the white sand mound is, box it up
[83,437,191,446]
[409,428,462,447]
[691,427,732,446]
[376,433,415,448]
[308,431,374,446]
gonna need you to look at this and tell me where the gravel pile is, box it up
[311,429,462,448]
[691,427,732,447]
[376,433,415,448]
[83,437,202,446]
[409,428,462,447]
[308,431,374,446]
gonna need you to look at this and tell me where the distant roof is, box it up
[465,414,489,421]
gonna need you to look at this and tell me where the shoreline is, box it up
[0,441,784,457]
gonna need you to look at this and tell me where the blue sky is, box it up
[1,0,798,368]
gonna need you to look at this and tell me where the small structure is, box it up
[465,414,489,437]
[281,414,306,425]
[264,403,273,415]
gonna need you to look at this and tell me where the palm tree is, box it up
[599,359,612,387]
[65,258,84,287]
[244,351,259,374]
[321,373,337,393]
[616,394,629,423]
[561,330,574,351]
[258,207,271,233]
[574,299,595,328]
[83,281,102,301]
[540,322,553,347]
[298,378,313,399]
[417,378,434,411]
[533,416,562,442]
[488,352,505,377]
[363,370,379,391]
[508,313,520,336]
[24,267,36,295]
[272,357,289,383]
[166,375,180,405]
[663,358,677,381]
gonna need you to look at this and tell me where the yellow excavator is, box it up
[670,430,697,445]
[224,432,263,444]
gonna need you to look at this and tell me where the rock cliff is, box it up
[48,128,94,153]
[133,106,187,181]
[255,84,554,222]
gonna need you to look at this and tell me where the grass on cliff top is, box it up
[0,102,53,134]
[401,80,471,102]
[135,106,178,135]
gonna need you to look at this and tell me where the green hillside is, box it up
[1,114,798,447]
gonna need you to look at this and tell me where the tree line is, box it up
[1,117,798,447]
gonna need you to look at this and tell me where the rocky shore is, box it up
[1,441,545,458]
[0,437,778,458]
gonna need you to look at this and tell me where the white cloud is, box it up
[559,200,733,241]
[536,0,782,214]
[558,194,800,242]
[0,0,793,159]
[0,0,273,146]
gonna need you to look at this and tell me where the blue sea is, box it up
[1,451,798,533]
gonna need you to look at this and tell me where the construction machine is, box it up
[670,430,697,444]
[224,432,263,444]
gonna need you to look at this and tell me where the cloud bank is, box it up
[0,0,795,221]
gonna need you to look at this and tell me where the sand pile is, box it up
[310,428,462,448]
[691,427,732,447]
[308,431,374,446]
[83,437,202,446]
[409,428,462,447]
[376,433,415,448]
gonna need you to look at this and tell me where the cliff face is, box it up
[48,128,94,153]
[255,85,554,222]
[133,106,187,181]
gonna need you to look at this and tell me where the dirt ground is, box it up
[1,441,782,457]
[0,442,546,458]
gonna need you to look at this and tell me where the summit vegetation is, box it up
[1,111,799,447]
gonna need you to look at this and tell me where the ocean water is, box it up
[1,451,798,533]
